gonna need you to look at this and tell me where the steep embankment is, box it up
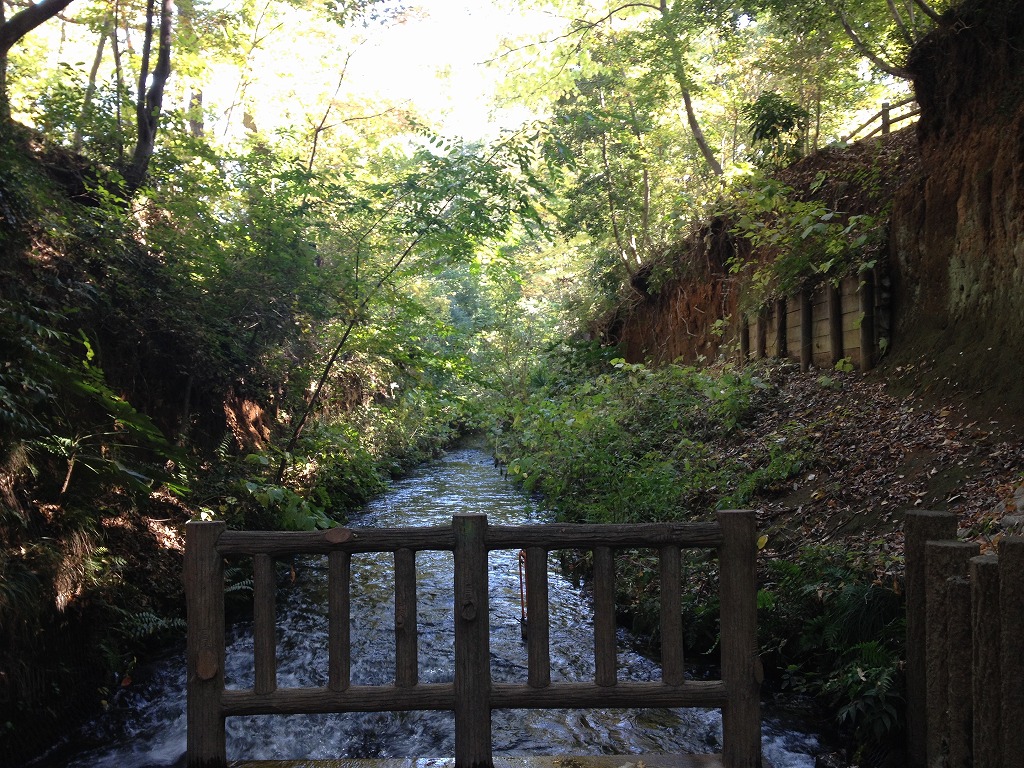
[610,0,1024,424]
[889,0,1024,417]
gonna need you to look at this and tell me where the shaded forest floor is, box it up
[737,359,1023,569]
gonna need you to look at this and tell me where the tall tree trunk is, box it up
[124,0,173,195]
[73,19,111,152]
[658,1,723,177]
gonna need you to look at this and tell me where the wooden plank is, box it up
[253,553,277,695]
[593,546,617,688]
[525,547,550,689]
[717,510,760,768]
[827,282,843,365]
[774,298,787,358]
[221,679,729,717]
[799,289,812,371]
[218,522,723,557]
[489,680,728,710]
[754,306,767,359]
[395,548,418,688]
[739,315,750,362]
[485,523,722,551]
[453,514,492,768]
[185,520,227,768]
[659,546,684,686]
[328,551,350,692]
[217,526,455,556]
[859,270,875,371]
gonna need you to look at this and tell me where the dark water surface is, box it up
[33,445,822,767]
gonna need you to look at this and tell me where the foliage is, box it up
[723,173,884,303]
[742,91,810,166]
[491,352,800,524]
[760,543,905,750]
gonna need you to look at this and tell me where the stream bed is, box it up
[33,444,823,767]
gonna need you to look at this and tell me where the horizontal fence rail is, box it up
[185,512,762,768]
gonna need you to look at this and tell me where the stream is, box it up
[33,444,823,767]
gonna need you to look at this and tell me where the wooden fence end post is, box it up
[904,510,957,768]
[925,540,978,766]
[999,537,1024,763]
[718,510,761,768]
[185,520,227,768]
[971,554,1000,768]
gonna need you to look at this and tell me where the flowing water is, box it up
[34,444,823,767]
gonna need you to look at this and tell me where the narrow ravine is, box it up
[34,444,822,767]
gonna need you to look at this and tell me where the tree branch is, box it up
[834,4,912,79]
[0,0,76,54]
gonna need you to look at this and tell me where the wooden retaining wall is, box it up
[904,510,1024,768]
[738,269,886,372]
[184,513,763,768]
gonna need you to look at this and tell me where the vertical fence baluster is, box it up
[253,553,277,695]
[594,546,617,688]
[395,548,418,688]
[660,545,684,686]
[329,550,351,692]
[525,547,550,688]
[185,520,226,768]
[454,514,492,768]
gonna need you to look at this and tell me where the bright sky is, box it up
[345,0,558,139]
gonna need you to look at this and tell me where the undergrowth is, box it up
[489,341,905,754]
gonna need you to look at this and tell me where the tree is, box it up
[0,0,78,119]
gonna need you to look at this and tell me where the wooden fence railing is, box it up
[844,96,920,143]
[184,511,763,768]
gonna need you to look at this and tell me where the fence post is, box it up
[774,298,787,359]
[453,514,493,768]
[971,554,1000,768]
[881,101,891,135]
[904,510,957,768]
[740,315,751,363]
[718,510,761,768]
[999,537,1024,767]
[827,283,843,365]
[945,576,972,767]
[925,541,978,767]
[185,520,226,768]
[755,306,767,359]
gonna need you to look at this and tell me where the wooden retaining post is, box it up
[971,555,1000,768]
[945,576,972,768]
[740,315,750,363]
[755,307,767,359]
[925,541,978,767]
[859,270,875,371]
[718,510,761,768]
[905,511,958,768]
[185,520,227,768]
[453,514,493,768]
[999,537,1024,767]
[799,289,812,372]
